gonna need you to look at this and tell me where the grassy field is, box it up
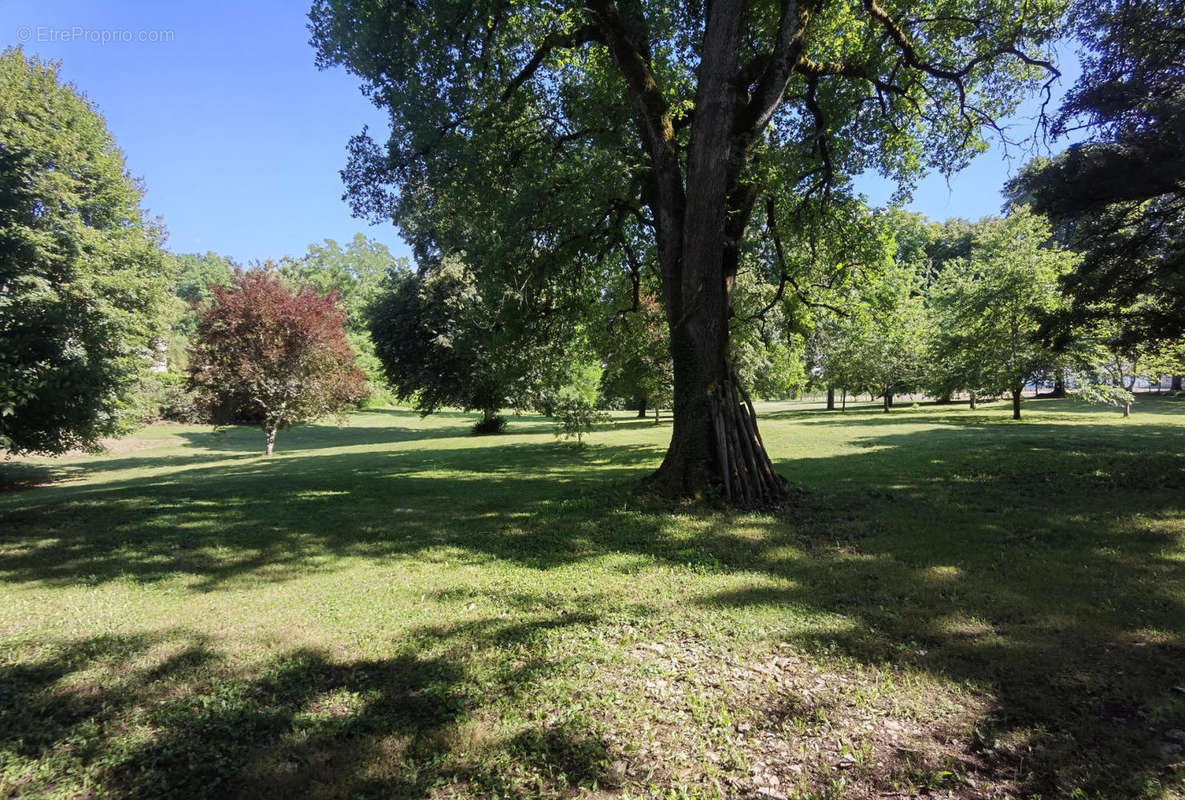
[2,396,1183,799]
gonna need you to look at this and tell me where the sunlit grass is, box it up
[1,395,1183,798]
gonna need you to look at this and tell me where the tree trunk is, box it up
[265,426,277,456]
[1049,371,1066,398]
[602,0,787,506]
[1012,388,1022,420]
[826,387,835,410]
[883,390,892,413]
[637,398,648,418]
[969,392,977,410]
[654,406,660,424]
[1173,375,1183,392]
[483,408,495,424]
[1123,401,1131,417]
[841,389,846,411]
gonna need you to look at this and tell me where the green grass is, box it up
[1,395,1183,799]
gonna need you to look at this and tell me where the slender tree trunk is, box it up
[969,392,977,410]
[841,389,846,411]
[1012,388,1022,420]
[1123,401,1131,417]
[882,390,892,413]
[654,406,660,424]
[1050,370,1066,398]
[265,426,277,456]
[1173,375,1183,392]
[637,398,648,418]
[826,387,835,410]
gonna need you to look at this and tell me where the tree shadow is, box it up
[0,616,614,799]
[710,420,1185,797]
[3,405,1184,796]
[0,439,665,590]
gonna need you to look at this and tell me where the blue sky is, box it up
[4,1,1082,264]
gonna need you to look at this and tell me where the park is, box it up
[2,0,1184,798]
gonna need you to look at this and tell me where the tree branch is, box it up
[499,24,604,102]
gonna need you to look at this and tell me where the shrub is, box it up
[472,414,508,435]
[554,397,611,444]
[133,373,201,424]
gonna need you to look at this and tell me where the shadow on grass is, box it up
[0,617,612,799]
[2,402,1184,796]
[0,439,666,590]
[764,394,1185,424]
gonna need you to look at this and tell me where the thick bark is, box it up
[826,387,835,410]
[596,0,791,506]
[1012,388,1022,420]
[637,398,648,418]
[265,427,277,456]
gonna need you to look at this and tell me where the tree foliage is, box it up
[1010,0,1185,344]
[280,234,402,331]
[600,293,673,418]
[281,234,408,401]
[926,209,1075,418]
[188,269,367,454]
[368,257,576,429]
[311,0,1066,504]
[0,49,172,454]
[818,261,926,410]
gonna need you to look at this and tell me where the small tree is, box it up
[368,257,576,432]
[188,270,367,454]
[600,294,673,421]
[554,396,612,444]
[928,210,1076,419]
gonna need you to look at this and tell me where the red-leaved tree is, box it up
[189,270,367,454]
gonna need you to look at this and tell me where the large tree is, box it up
[311,0,1064,505]
[1009,0,1185,345]
[0,50,172,455]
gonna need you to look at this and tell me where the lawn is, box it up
[1,396,1183,799]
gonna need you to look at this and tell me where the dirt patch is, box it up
[584,638,1003,798]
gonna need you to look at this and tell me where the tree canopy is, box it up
[928,209,1075,419]
[0,49,172,455]
[312,0,1066,504]
[188,269,367,454]
[368,257,578,431]
[1010,0,1184,345]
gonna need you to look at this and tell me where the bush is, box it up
[472,414,508,435]
[554,397,611,444]
[133,373,201,424]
